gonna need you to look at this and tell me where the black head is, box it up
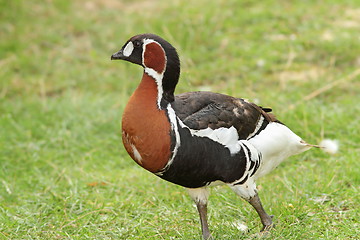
[111,33,180,102]
[111,34,144,65]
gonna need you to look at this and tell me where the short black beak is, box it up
[111,50,124,60]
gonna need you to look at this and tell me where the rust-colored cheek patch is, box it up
[143,42,166,73]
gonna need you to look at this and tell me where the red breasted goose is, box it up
[111,33,316,239]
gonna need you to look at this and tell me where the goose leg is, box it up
[230,182,273,232]
[188,188,212,240]
[196,200,211,239]
[247,192,273,231]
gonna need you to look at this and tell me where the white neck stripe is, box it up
[144,68,164,108]
[142,39,167,109]
[156,104,181,175]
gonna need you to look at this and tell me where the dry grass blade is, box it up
[287,68,360,111]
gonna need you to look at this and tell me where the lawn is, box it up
[1,0,359,239]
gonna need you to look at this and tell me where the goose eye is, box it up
[133,40,141,47]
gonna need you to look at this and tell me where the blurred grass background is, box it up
[1,0,359,239]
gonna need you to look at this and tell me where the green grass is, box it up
[1,0,360,239]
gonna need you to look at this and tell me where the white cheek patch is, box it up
[123,41,134,57]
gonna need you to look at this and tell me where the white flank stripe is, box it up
[240,140,260,161]
[178,120,241,155]
[230,140,261,185]
[239,141,251,165]
[247,115,264,139]
[230,141,250,184]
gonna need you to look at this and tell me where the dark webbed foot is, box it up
[260,215,274,232]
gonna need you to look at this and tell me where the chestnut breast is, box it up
[121,73,172,173]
